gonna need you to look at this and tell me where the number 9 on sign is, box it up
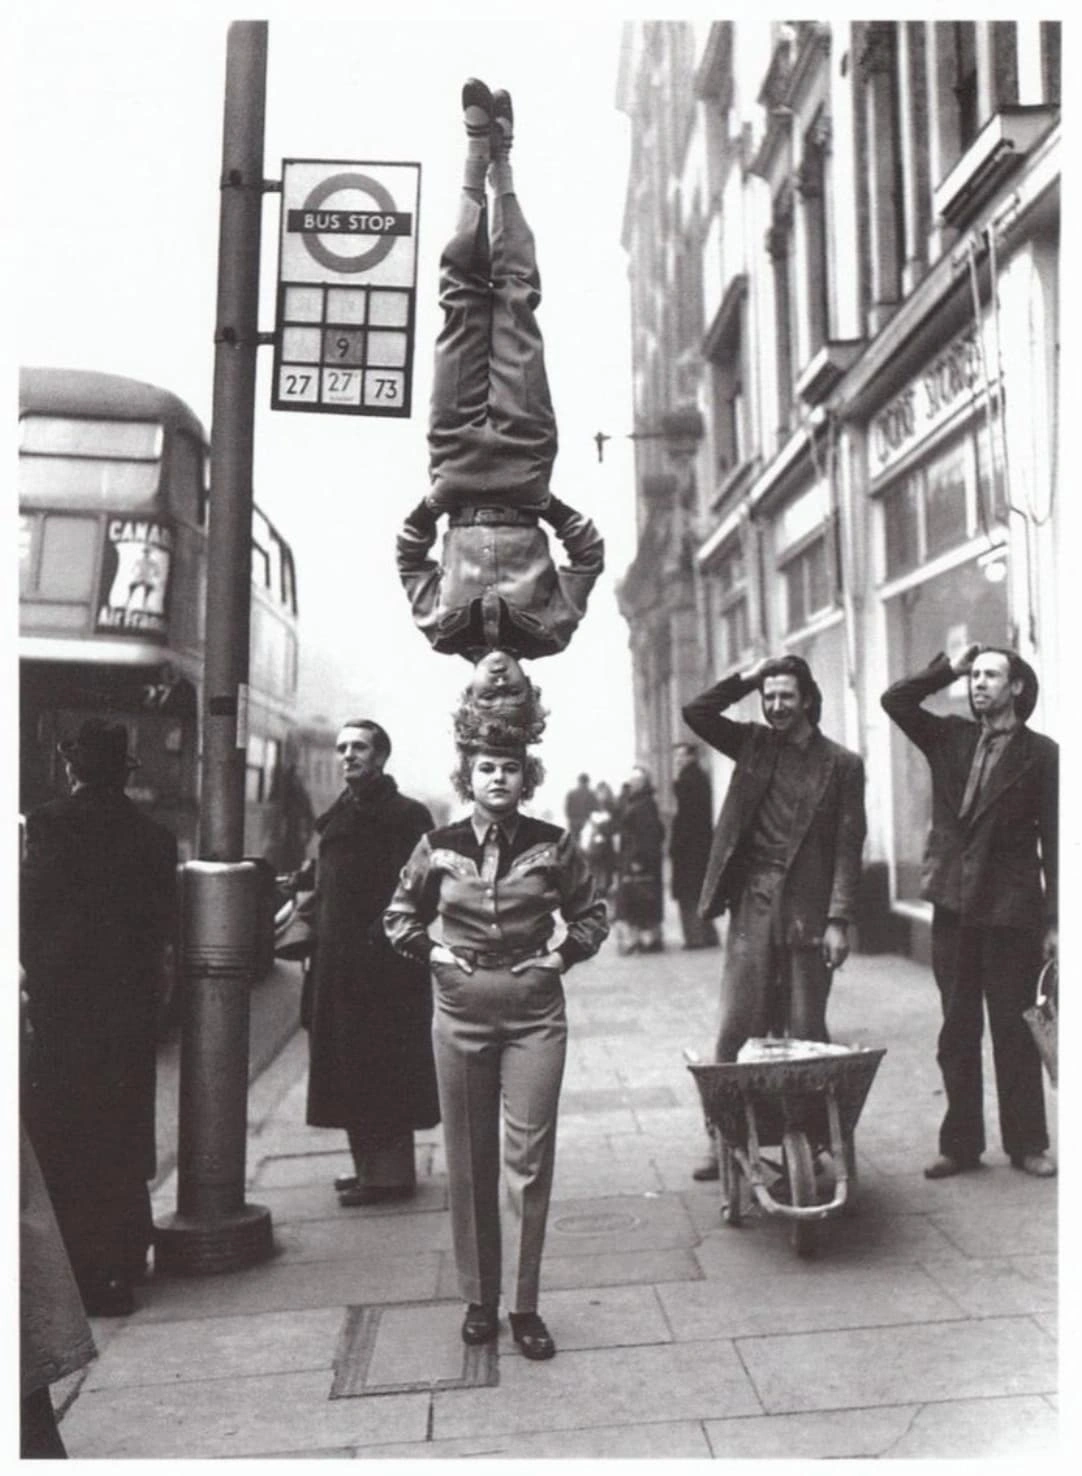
[363,370,403,407]
[277,368,318,404]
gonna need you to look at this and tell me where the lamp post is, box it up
[154,20,275,1277]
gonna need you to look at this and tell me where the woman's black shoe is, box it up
[334,1174,359,1193]
[461,1303,499,1345]
[509,1311,556,1360]
[81,1275,135,1318]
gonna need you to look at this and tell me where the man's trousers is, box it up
[930,908,1049,1162]
[428,189,556,507]
[714,878,832,1062]
[432,959,567,1312]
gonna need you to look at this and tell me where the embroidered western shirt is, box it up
[384,813,609,969]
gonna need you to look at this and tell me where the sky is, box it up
[12,0,645,817]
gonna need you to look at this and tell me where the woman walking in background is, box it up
[614,765,666,954]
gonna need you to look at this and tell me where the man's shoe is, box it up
[334,1174,358,1193]
[338,1184,415,1207]
[461,1303,499,1345]
[82,1276,135,1318]
[692,1157,720,1182]
[923,1154,981,1180]
[510,1311,556,1360]
[462,78,493,139]
[491,88,514,157]
[1011,1152,1057,1178]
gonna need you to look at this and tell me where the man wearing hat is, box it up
[20,719,177,1315]
[882,644,1058,1180]
[681,654,867,1181]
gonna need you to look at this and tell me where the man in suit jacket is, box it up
[682,655,866,1179]
[881,644,1057,1180]
[21,720,177,1316]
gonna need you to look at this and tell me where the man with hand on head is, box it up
[882,643,1057,1180]
[682,655,866,1181]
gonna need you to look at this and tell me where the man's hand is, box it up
[740,654,774,684]
[511,952,564,975]
[1042,925,1058,962]
[821,921,850,971]
[430,944,473,973]
[950,642,982,677]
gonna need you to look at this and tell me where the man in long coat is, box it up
[21,719,177,1316]
[303,718,440,1206]
[882,643,1057,1180]
[669,743,719,950]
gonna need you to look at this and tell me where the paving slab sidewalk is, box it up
[56,932,1060,1460]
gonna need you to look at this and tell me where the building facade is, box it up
[615,19,1060,956]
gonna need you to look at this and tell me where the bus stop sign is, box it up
[272,159,421,417]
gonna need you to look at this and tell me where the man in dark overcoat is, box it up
[302,718,440,1206]
[21,719,177,1316]
[669,743,719,950]
[882,643,1057,1180]
[682,655,866,1179]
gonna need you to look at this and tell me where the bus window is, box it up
[246,733,266,802]
[19,416,163,511]
[171,431,207,527]
[34,515,98,600]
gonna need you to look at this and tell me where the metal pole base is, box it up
[154,1203,274,1277]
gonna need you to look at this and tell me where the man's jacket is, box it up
[881,655,1057,929]
[396,494,603,660]
[682,673,866,936]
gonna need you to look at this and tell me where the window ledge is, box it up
[933,106,1058,230]
[795,340,863,406]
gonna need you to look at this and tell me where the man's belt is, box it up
[448,505,539,528]
[452,945,547,969]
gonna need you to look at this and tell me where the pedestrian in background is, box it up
[564,771,596,843]
[669,743,719,950]
[683,656,865,1180]
[882,643,1057,1180]
[385,722,609,1360]
[614,764,666,954]
[579,779,618,900]
[301,720,440,1207]
[20,720,177,1316]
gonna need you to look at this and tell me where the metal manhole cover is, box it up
[551,1210,640,1235]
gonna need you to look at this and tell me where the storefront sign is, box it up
[871,325,984,479]
[96,519,172,636]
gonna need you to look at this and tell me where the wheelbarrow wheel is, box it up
[721,1143,743,1227]
[782,1129,818,1258]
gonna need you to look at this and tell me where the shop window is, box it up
[885,558,1009,905]
[923,443,968,558]
[883,477,920,579]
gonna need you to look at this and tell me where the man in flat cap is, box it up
[882,644,1057,1180]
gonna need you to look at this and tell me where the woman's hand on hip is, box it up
[430,944,473,973]
[511,951,564,975]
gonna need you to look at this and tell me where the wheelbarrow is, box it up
[687,1038,886,1257]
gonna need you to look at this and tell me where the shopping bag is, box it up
[1023,958,1057,1088]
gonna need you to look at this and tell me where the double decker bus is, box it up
[18,367,330,866]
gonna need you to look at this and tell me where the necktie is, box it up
[959,730,999,818]
[480,824,502,884]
